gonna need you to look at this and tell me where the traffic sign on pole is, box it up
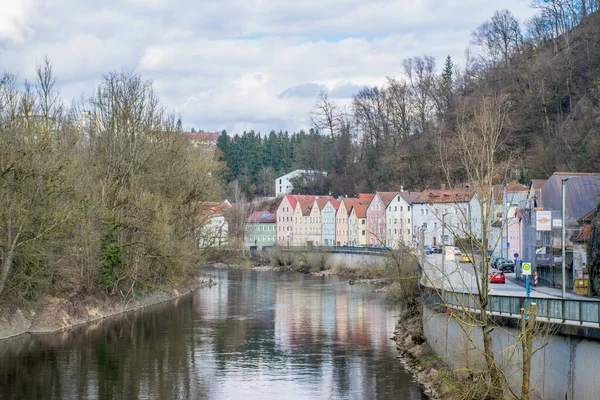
[522,262,532,276]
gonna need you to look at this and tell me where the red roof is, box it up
[416,188,474,204]
[377,191,397,207]
[352,204,368,218]
[297,199,314,216]
[285,194,331,209]
[246,211,276,223]
[342,198,360,209]
[197,200,232,220]
[506,181,528,192]
[357,193,375,204]
[329,199,341,210]
[315,198,329,210]
[575,225,592,242]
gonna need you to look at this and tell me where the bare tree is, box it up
[472,9,523,68]
[309,91,340,139]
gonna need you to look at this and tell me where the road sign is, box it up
[522,262,532,276]
[514,252,519,259]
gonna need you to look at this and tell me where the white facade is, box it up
[385,191,417,249]
[412,194,482,248]
[275,170,326,197]
[197,215,228,248]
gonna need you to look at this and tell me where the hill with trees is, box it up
[217,2,600,199]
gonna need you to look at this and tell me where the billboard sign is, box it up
[536,211,552,231]
[552,218,562,229]
[535,253,552,265]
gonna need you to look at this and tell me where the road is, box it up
[421,253,590,299]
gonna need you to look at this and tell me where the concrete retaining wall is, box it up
[422,305,600,399]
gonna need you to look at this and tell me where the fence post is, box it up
[562,299,565,323]
[580,301,583,326]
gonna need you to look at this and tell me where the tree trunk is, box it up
[0,232,20,295]
[521,303,537,400]
[481,315,504,399]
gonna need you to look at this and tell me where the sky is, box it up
[0,0,536,135]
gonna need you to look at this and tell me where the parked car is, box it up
[500,260,515,273]
[424,246,433,255]
[353,244,365,248]
[459,254,473,263]
[489,270,506,284]
[453,247,462,256]
[432,246,443,254]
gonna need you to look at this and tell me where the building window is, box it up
[279,179,282,184]
[420,209,424,216]
[408,218,410,224]
[423,223,427,229]
[434,222,437,229]
[394,206,397,211]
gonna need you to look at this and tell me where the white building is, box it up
[411,188,482,248]
[275,170,326,197]
[385,188,419,249]
[196,200,232,248]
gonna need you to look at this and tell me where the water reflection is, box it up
[0,269,424,399]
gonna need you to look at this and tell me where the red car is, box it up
[489,270,505,284]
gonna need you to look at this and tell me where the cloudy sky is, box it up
[1,0,535,134]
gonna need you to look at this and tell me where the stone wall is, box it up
[422,304,600,399]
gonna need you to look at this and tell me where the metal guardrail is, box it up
[441,290,600,327]
[264,245,392,257]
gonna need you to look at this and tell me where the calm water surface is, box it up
[0,269,425,399]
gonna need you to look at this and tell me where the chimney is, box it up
[441,183,446,190]
[400,185,404,192]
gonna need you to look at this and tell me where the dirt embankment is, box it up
[0,277,216,341]
[392,307,457,400]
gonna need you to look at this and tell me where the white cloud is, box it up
[0,0,35,43]
[0,0,538,134]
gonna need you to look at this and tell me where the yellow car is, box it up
[459,254,473,263]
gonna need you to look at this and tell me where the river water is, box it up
[0,268,425,399]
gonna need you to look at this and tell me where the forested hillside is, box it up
[217,2,600,199]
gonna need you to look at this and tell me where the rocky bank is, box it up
[0,277,217,341]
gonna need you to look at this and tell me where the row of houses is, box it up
[208,171,599,293]
[245,186,483,250]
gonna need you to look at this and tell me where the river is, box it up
[0,268,425,399]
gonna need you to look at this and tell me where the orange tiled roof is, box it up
[342,198,361,214]
[297,199,313,216]
[506,181,528,192]
[416,188,474,204]
[575,225,592,242]
[285,194,331,209]
[352,204,368,218]
[330,199,341,210]
[315,198,329,210]
[357,193,375,204]
[377,191,397,207]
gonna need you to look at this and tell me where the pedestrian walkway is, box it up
[506,275,599,301]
